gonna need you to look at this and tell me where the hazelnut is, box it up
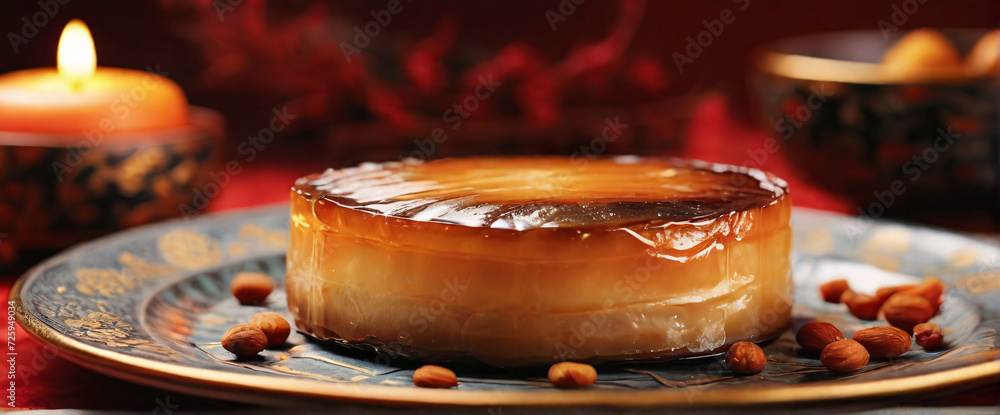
[221,324,268,359]
[882,294,934,332]
[820,279,850,304]
[914,322,944,350]
[852,326,912,358]
[412,365,459,388]
[840,290,883,321]
[231,272,274,305]
[796,322,845,352]
[548,362,598,388]
[820,339,870,374]
[725,341,767,375]
[249,312,291,347]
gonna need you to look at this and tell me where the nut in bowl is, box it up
[751,29,999,231]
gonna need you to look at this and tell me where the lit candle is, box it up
[0,20,188,137]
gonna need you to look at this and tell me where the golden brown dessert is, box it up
[287,157,792,367]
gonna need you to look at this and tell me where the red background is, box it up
[1,0,999,409]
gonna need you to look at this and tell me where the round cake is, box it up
[286,156,792,367]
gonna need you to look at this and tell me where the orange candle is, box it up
[0,20,188,137]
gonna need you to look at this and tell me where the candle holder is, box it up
[0,107,225,273]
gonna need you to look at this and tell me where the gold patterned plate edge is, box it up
[11,206,1000,409]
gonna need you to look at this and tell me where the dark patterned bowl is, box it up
[0,107,224,270]
[751,29,998,231]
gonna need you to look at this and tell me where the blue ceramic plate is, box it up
[12,205,1000,409]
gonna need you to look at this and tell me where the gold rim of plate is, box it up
[12,275,1000,408]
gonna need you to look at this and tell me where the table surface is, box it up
[6,95,999,411]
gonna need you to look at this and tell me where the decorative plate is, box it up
[13,205,1000,409]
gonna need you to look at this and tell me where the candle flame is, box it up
[57,19,96,85]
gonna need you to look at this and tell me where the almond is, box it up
[914,322,944,350]
[413,365,459,388]
[231,272,274,305]
[900,278,945,312]
[820,339,870,374]
[795,322,845,352]
[841,290,883,321]
[875,284,916,303]
[249,312,291,347]
[725,341,767,375]
[820,280,850,304]
[221,324,268,359]
[548,362,597,388]
[852,326,912,358]
[882,294,934,332]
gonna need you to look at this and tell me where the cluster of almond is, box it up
[221,272,292,358]
[723,277,947,376]
[412,362,598,389]
[821,277,944,333]
[793,277,947,374]
[796,321,942,373]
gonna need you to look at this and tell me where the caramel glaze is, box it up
[292,156,788,260]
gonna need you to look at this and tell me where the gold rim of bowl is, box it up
[753,30,996,85]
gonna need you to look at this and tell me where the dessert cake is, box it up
[287,156,792,367]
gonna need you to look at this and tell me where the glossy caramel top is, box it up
[293,157,788,231]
